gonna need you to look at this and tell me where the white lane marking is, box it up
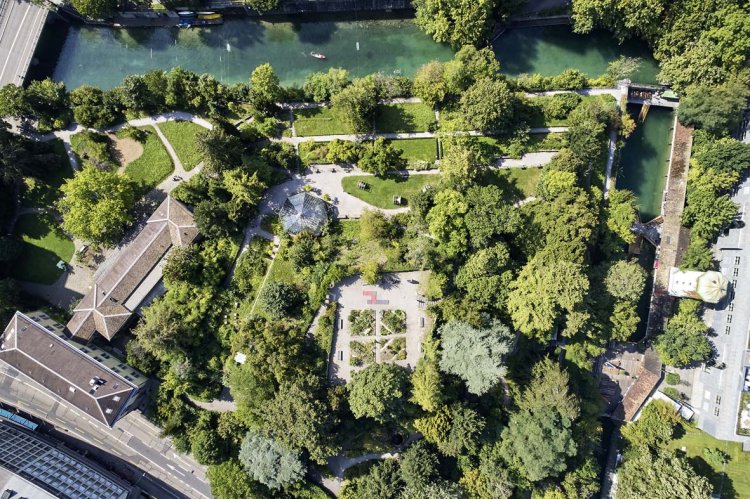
[0,2,31,82]
[12,5,46,85]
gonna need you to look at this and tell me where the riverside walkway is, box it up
[0,0,47,86]
[644,119,692,337]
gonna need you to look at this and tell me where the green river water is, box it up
[39,18,659,89]
[615,105,675,221]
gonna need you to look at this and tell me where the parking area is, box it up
[328,271,431,383]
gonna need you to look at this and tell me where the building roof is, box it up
[279,192,328,235]
[668,267,728,304]
[0,312,140,427]
[68,197,198,341]
[0,421,129,499]
[612,347,663,421]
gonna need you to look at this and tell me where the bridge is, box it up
[0,0,48,87]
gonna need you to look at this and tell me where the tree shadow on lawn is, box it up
[479,169,526,203]
[682,454,738,499]
[375,105,416,134]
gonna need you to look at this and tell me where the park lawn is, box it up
[342,174,437,209]
[483,167,542,201]
[374,103,436,133]
[294,107,349,136]
[666,422,750,498]
[386,138,437,163]
[11,213,74,285]
[266,240,298,285]
[20,139,73,209]
[120,128,174,194]
[157,121,205,171]
[528,132,568,151]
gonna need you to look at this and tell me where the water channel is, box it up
[35,17,659,89]
[616,105,675,222]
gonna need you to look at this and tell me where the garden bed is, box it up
[349,309,375,336]
[350,340,375,366]
[381,309,406,335]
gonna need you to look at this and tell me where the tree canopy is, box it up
[348,363,410,422]
[238,430,305,490]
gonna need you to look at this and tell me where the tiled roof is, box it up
[613,348,663,421]
[68,197,198,341]
[0,313,139,426]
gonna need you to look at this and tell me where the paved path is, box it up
[0,0,47,86]
[603,129,617,198]
[284,127,568,145]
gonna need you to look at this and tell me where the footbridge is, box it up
[0,0,48,86]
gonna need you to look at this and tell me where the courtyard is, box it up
[328,271,430,383]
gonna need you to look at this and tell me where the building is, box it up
[0,311,147,427]
[0,421,130,498]
[599,344,663,422]
[67,196,199,341]
[279,192,329,235]
[668,267,728,304]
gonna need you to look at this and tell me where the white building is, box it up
[667,267,728,303]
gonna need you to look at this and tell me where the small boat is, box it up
[177,11,195,16]
[310,51,326,60]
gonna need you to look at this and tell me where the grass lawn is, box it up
[386,138,437,163]
[266,240,298,285]
[20,139,73,209]
[11,213,74,285]
[120,127,174,194]
[342,174,438,209]
[374,103,436,133]
[483,167,542,200]
[294,107,349,136]
[528,132,568,151]
[157,121,205,171]
[667,422,750,498]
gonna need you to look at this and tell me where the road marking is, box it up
[13,5,45,85]
[0,2,31,82]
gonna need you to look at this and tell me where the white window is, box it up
[105,408,113,414]
[113,396,120,402]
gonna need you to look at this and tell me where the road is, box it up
[0,364,211,498]
[686,180,750,443]
[0,0,47,86]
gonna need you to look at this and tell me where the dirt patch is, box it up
[108,133,143,172]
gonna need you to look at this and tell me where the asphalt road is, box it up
[0,364,211,498]
[686,181,750,443]
[0,0,47,86]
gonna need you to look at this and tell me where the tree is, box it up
[348,363,410,422]
[455,244,514,311]
[413,0,494,48]
[0,84,28,118]
[508,254,589,340]
[326,138,361,164]
[694,136,750,174]
[413,61,447,107]
[246,0,280,12]
[681,240,713,271]
[238,430,305,490]
[25,79,70,132]
[191,427,223,465]
[0,279,21,325]
[70,85,120,128]
[459,78,514,132]
[537,170,578,201]
[411,356,443,412]
[197,128,244,175]
[359,208,397,242]
[682,188,737,240]
[207,460,257,499]
[438,319,515,395]
[163,245,201,286]
[223,169,265,222]
[70,0,117,19]
[605,260,647,302]
[460,443,514,499]
[439,140,485,186]
[617,450,712,499]
[426,189,469,256]
[259,282,304,319]
[601,189,638,255]
[606,56,643,81]
[621,400,680,449]
[655,326,712,367]
[464,184,521,249]
[57,166,137,247]
[399,440,439,488]
[341,460,402,499]
[260,379,339,464]
[250,64,282,113]
[303,68,349,102]
[358,137,406,176]
[703,447,729,468]
[444,46,500,94]
[498,358,583,482]
[678,81,750,136]
[331,76,378,133]
[610,301,641,342]
[414,404,485,457]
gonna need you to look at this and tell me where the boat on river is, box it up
[177,11,223,27]
[310,51,326,59]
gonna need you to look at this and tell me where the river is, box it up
[616,105,675,222]
[33,16,659,90]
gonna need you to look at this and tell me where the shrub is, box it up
[260,282,304,319]
[665,372,680,385]
[349,309,375,336]
[662,387,681,401]
[350,340,375,366]
[381,310,406,335]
